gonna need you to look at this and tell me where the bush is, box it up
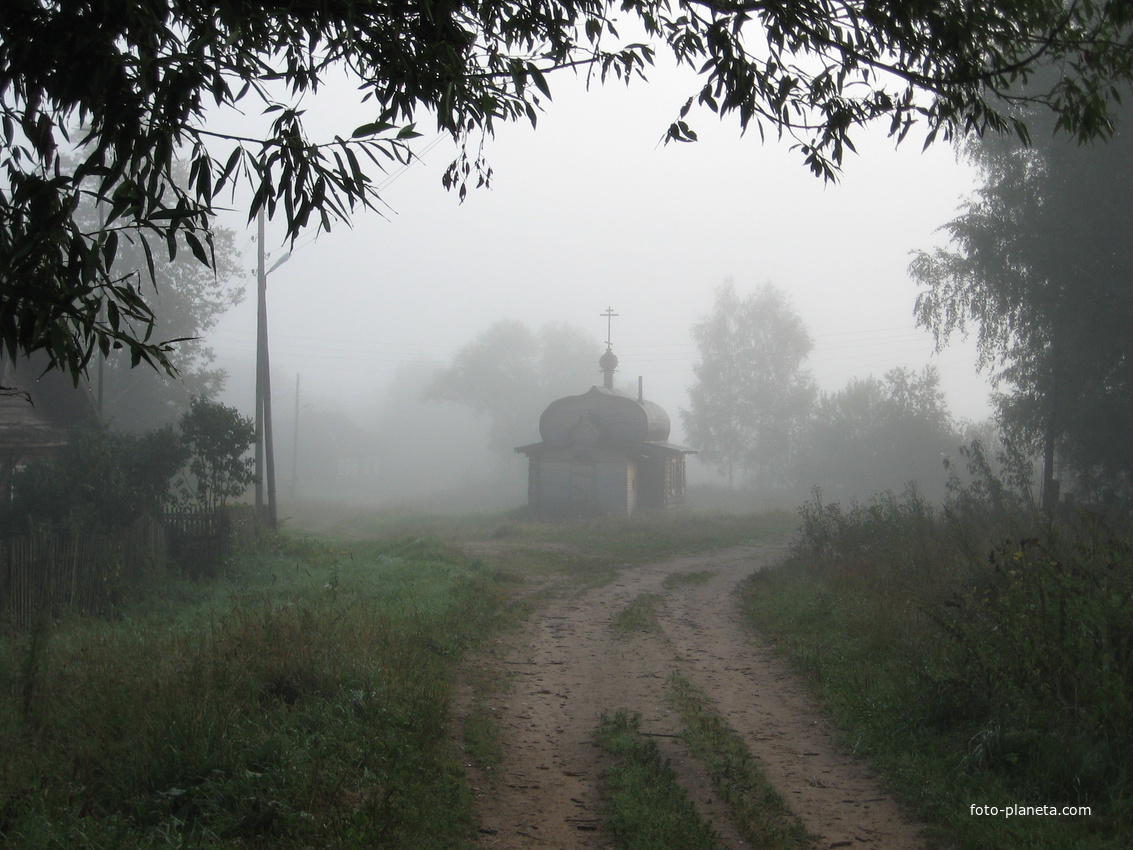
[6,426,185,531]
[940,527,1133,801]
[177,397,255,511]
[740,443,1133,845]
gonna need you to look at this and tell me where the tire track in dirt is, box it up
[453,543,928,849]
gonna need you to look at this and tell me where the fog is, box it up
[205,62,990,507]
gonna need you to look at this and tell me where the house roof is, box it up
[0,352,100,450]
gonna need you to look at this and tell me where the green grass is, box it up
[736,488,1133,849]
[501,509,796,565]
[595,710,725,850]
[289,505,797,568]
[286,506,796,611]
[0,533,506,848]
[662,570,716,590]
[459,662,513,774]
[610,593,664,634]
[462,702,505,774]
[0,504,798,848]
[667,673,813,850]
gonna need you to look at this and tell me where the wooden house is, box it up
[516,348,694,516]
[0,352,101,500]
[289,409,382,501]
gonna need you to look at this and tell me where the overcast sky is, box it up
[208,59,990,441]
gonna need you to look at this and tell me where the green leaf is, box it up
[101,231,118,269]
[140,236,156,284]
[184,230,211,265]
[527,64,552,100]
[352,121,394,138]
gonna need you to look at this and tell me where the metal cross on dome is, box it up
[601,306,618,351]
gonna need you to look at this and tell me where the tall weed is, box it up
[0,533,504,848]
[740,443,1133,846]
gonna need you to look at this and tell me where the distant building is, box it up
[516,346,695,516]
[291,410,381,501]
[0,352,101,500]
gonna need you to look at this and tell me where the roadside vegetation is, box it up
[0,534,509,848]
[0,506,789,848]
[15,462,1133,848]
[737,446,1133,849]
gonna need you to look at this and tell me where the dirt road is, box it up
[453,543,929,850]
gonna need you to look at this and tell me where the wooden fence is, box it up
[162,505,257,577]
[0,506,258,631]
[0,517,166,631]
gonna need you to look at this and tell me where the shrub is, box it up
[743,441,1133,844]
[6,426,185,531]
[177,397,255,511]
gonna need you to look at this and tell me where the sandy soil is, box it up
[452,543,929,850]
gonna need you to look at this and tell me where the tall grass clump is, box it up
[666,673,812,850]
[0,533,507,848]
[595,710,725,850]
[739,443,1133,848]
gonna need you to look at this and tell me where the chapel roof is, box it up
[516,348,694,456]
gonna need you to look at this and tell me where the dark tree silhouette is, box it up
[4,0,1133,379]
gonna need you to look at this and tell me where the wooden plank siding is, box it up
[529,459,637,516]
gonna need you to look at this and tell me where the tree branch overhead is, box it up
[3,0,1133,379]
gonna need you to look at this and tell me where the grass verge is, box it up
[487,509,796,566]
[595,710,724,850]
[0,533,508,849]
[610,593,664,635]
[459,662,511,773]
[291,507,796,572]
[667,672,813,850]
[736,485,1132,849]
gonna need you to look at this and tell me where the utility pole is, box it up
[291,373,301,500]
[1040,345,1061,517]
[255,211,265,519]
[264,323,278,530]
[254,209,279,529]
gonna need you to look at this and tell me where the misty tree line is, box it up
[8,0,1133,514]
[690,99,1133,509]
[418,100,1133,511]
[912,102,1133,509]
[398,304,961,504]
[63,160,248,435]
[2,177,258,530]
[682,280,964,501]
[71,93,1133,512]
